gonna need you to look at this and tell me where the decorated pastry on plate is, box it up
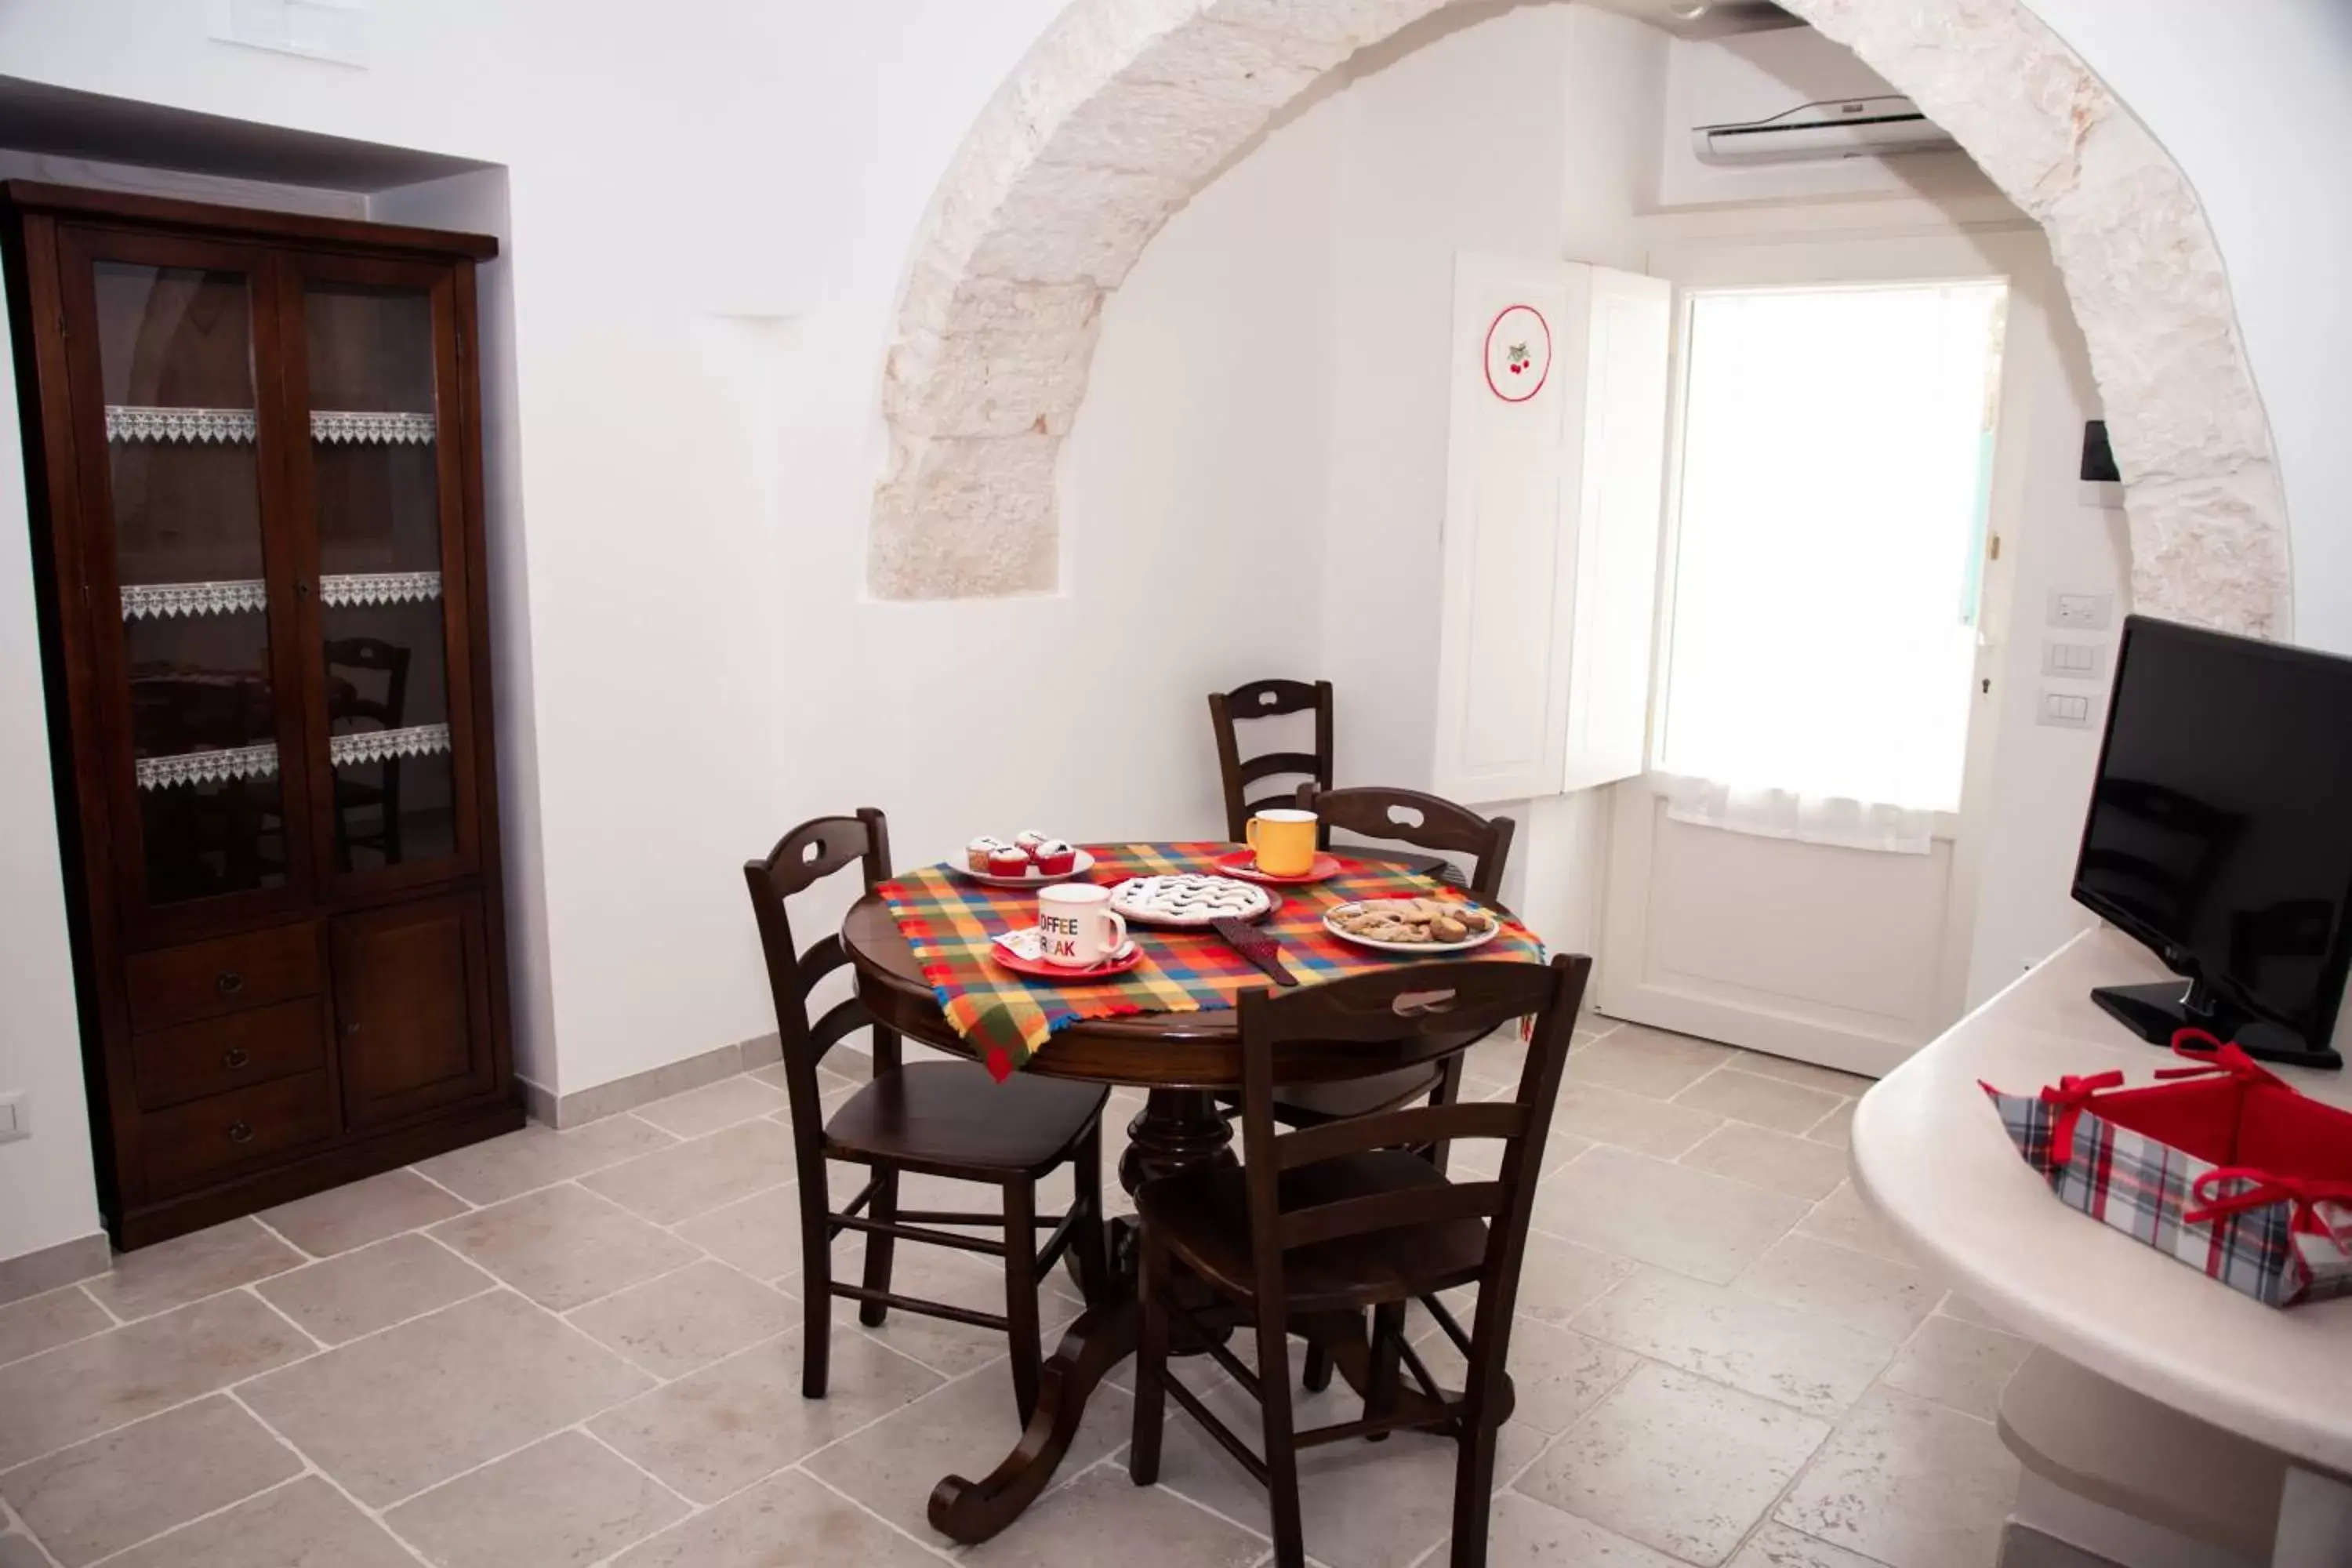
[1014,829,1051,852]
[1032,839,1078,876]
[1109,874,1272,927]
[987,844,1033,877]
[1327,898,1497,946]
[967,836,1010,873]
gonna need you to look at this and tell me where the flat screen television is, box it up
[2071,615,2352,1069]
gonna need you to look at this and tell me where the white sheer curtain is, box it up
[1655,281,2007,854]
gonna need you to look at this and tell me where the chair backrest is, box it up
[1236,955,1591,1409]
[1209,678,1334,844]
[325,637,411,730]
[1297,784,1515,900]
[742,809,895,1171]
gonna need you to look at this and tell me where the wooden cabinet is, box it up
[2,183,521,1248]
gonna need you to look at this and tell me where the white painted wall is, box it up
[0,278,103,1265]
[2016,0,2352,655]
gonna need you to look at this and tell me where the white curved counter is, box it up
[1852,927,2352,1477]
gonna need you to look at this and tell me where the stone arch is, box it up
[875,0,2290,639]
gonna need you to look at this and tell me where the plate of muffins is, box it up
[960,831,1095,887]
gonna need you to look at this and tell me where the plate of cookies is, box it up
[1107,874,1276,928]
[961,832,1094,887]
[1323,898,1502,954]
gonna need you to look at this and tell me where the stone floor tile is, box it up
[1679,1123,1852,1202]
[805,1354,1132,1539]
[1518,1364,1830,1566]
[1572,1269,1894,1419]
[633,1073,789,1139]
[1731,1054,1878,1098]
[0,1395,301,1566]
[1410,1312,1642,1434]
[1936,1289,2024,1334]
[581,1118,797,1225]
[568,1258,797,1379]
[590,1330,941,1504]
[1735,1235,1940,1343]
[1546,1081,1724,1158]
[1797,1184,1918,1265]
[383,1429,691,1568]
[1494,1229,1636,1331]
[1453,1491,1689,1567]
[102,1477,416,1568]
[0,1291,310,1469]
[1731,1521,1891,1568]
[971,1462,1264,1568]
[1805,1102,1858,1149]
[612,1468,941,1568]
[1566,1025,1740,1099]
[260,1168,470,1257]
[1878,1316,2034,1421]
[0,1289,109,1370]
[430,1184,702,1312]
[1534,1147,1809,1284]
[413,1116,677,1207]
[1775,1388,2019,1568]
[239,1290,653,1507]
[670,1182,808,1282]
[1674,1069,1846,1135]
[0,1534,42,1568]
[256,1232,495,1345]
[1147,1368,1544,1568]
[81,1218,303,1321]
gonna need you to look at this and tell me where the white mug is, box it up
[1036,883,1127,968]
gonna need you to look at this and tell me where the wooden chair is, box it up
[744,809,1112,1421]
[1210,679,1334,844]
[1272,784,1515,1128]
[1129,954,1592,1568]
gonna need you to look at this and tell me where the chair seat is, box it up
[824,1061,1109,1177]
[1269,1064,1446,1123]
[1137,1149,1488,1313]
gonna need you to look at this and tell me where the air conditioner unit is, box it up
[1693,95,1958,166]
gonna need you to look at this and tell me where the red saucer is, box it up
[989,939,1143,982]
[1213,849,1345,886]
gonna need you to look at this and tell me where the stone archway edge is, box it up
[875,0,2291,639]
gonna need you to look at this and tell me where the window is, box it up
[1656,280,2008,815]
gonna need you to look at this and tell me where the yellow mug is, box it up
[1246,808,1319,877]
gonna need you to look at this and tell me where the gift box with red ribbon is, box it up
[1982,1030,2352,1308]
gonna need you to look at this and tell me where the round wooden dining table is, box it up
[841,891,1497,1545]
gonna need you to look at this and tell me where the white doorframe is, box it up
[1597,225,2056,1076]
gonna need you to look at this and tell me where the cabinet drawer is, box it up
[132,999,329,1112]
[126,924,321,1033]
[140,1070,339,1196]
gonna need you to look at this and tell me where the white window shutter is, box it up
[1432,256,1671,803]
[1563,268,1671,792]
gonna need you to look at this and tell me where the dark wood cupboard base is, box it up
[110,1091,524,1250]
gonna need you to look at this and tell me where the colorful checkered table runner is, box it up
[877,842,1544,1080]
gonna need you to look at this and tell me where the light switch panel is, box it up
[2038,690,2095,730]
[2042,640,2105,681]
[0,1093,25,1145]
[2048,590,2114,631]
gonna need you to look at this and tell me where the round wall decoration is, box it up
[1483,303,1552,403]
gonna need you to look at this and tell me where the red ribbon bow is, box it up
[2035,1070,2125,1167]
[2184,1167,2352,1240]
[2156,1029,2290,1090]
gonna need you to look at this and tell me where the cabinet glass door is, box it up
[65,231,312,920]
[286,258,477,886]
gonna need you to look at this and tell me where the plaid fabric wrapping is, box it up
[1984,1086,2352,1308]
[877,842,1545,1080]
